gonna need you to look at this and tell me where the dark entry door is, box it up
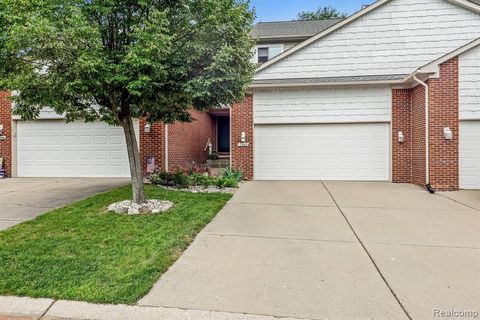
[217,117,230,153]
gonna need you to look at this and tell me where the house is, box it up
[0,0,479,192]
[237,0,480,191]
[0,15,339,179]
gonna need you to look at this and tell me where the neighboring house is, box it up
[0,17,340,179]
[1,0,480,192]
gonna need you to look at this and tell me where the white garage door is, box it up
[254,123,390,181]
[460,121,480,189]
[17,120,139,177]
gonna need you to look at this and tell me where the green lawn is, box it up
[0,185,231,304]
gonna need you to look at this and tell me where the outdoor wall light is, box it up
[398,131,405,143]
[144,123,151,133]
[0,124,3,135]
[241,131,246,143]
[443,127,453,140]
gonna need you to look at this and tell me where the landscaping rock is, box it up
[159,184,241,194]
[108,200,173,215]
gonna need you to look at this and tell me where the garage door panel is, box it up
[460,121,480,189]
[17,120,138,178]
[254,123,390,181]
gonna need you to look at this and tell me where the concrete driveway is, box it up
[139,181,480,320]
[0,178,129,231]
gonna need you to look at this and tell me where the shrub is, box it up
[149,170,189,188]
[215,177,239,188]
[189,173,216,187]
[222,167,243,182]
[150,168,242,190]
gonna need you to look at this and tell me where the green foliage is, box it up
[0,0,257,124]
[297,5,347,21]
[0,185,231,304]
[150,170,190,188]
[215,177,239,188]
[222,167,243,181]
[189,173,216,187]
[150,168,244,189]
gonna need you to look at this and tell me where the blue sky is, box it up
[250,0,375,22]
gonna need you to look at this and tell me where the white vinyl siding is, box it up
[255,0,480,80]
[17,120,139,178]
[254,123,390,181]
[253,86,392,124]
[459,121,480,189]
[459,45,480,120]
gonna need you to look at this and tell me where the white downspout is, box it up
[164,124,169,172]
[413,75,434,193]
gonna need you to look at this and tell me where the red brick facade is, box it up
[428,57,459,191]
[0,92,12,177]
[140,110,215,174]
[391,57,459,191]
[140,118,165,173]
[167,110,215,171]
[392,89,412,183]
[231,94,254,180]
[411,84,427,188]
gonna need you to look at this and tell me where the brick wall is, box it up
[231,94,254,180]
[0,92,12,177]
[140,118,165,173]
[428,57,459,191]
[392,89,412,183]
[411,84,427,188]
[391,57,459,191]
[167,110,215,171]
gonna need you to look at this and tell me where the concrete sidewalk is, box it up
[0,296,309,320]
[0,178,129,230]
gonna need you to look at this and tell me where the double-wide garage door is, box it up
[254,123,390,181]
[17,120,138,177]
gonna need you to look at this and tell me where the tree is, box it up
[0,0,256,204]
[297,5,347,21]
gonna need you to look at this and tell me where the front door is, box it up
[217,117,230,153]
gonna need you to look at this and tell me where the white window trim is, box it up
[255,44,285,63]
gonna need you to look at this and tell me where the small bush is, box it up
[215,177,239,188]
[189,173,216,187]
[150,170,189,188]
[150,168,243,189]
[222,167,243,182]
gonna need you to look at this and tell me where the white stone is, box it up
[108,200,173,215]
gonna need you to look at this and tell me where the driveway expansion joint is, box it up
[362,240,480,250]
[203,232,358,244]
[230,202,336,208]
[436,193,480,212]
[321,181,413,320]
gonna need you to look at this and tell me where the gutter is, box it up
[413,75,435,194]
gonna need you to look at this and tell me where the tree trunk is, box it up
[122,116,145,204]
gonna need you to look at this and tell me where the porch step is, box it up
[218,152,230,160]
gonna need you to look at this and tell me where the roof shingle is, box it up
[251,19,343,39]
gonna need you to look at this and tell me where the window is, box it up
[256,45,284,63]
[257,47,269,63]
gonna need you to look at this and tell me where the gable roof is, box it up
[250,37,480,89]
[251,19,343,41]
[256,0,480,73]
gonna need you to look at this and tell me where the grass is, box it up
[0,185,231,304]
